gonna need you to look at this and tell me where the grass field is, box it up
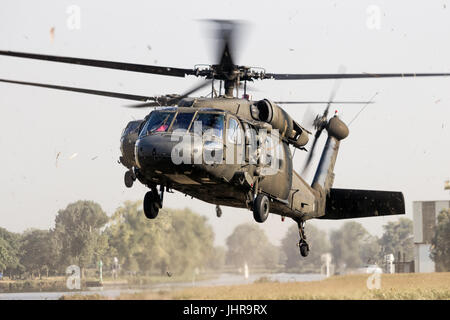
[63,272,450,300]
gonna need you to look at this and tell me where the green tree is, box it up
[107,200,172,275]
[360,234,381,265]
[281,223,330,272]
[0,239,15,273]
[166,208,215,274]
[107,202,215,275]
[53,200,109,276]
[226,223,279,269]
[0,227,22,277]
[330,222,380,270]
[20,229,58,278]
[379,218,414,262]
[206,246,226,270]
[430,209,450,271]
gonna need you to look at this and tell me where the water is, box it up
[0,273,325,300]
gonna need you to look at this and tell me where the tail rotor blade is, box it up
[324,65,346,117]
[302,105,316,133]
[302,128,324,173]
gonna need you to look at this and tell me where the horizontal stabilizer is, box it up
[320,188,405,220]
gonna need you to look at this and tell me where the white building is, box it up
[412,200,450,273]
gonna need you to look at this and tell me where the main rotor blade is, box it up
[0,50,197,78]
[212,20,235,65]
[177,80,210,100]
[275,101,374,104]
[0,78,159,102]
[127,80,210,108]
[218,40,234,72]
[265,72,450,80]
[208,20,246,75]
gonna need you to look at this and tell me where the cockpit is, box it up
[139,109,225,138]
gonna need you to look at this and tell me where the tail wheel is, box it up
[143,191,159,219]
[253,194,270,223]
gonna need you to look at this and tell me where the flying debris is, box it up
[68,153,78,160]
[50,27,55,42]
[55,151,61,167]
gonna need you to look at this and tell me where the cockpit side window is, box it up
[121,121,141,138]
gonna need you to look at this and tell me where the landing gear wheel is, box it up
[124,170,135,188]
[143,191,159,219]
[216,205,222,218]
[299,242,310,257]
[253,194,270,223]
[296,219,310,257]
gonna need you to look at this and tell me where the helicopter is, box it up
[1,21,449,257]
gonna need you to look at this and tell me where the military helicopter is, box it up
[1,21,449,257]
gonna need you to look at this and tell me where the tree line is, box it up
[230,210,449,273]
[0,200,217,279]
[0,201,449,279]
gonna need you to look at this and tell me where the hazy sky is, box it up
[1,0,450,247]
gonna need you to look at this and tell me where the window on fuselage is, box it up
[261,135,284,169]
[243,123,258,164]
[227,117,242,145]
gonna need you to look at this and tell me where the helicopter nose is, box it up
[135,133,203,172]
[135,134,175,169]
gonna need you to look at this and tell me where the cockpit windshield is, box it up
[140,111,175,137]
[170,112,195,132]
[190,113,224,138]
[139,111,225,138]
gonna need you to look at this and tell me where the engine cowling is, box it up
[250,99,309,147]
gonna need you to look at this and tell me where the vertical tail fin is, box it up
[311,135,340,194]
[311,115,349,216]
